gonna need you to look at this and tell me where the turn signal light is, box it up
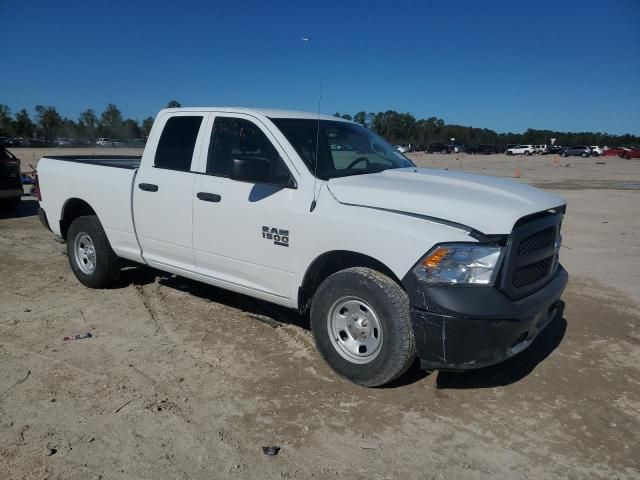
[421,246,449,267]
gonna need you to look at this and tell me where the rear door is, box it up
[191,113,302,303]
[133,112,208,272]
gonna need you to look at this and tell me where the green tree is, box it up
[13,109,35,138]
[122,119,142,139]
[79,109,98,138]
[353,111,367,125]
[0,104,13,137]
[341,113,352,121]
[99,103,124,138]
[167,100,182,108]
[141,117,154,138]
[35,105,63,138]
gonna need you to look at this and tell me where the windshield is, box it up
[271,118,414,180]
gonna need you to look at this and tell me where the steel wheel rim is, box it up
[74,232,96,274]
[327,296,383,364]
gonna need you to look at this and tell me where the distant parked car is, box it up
[548,145,563,155]
[466,144,498,155]
[621,148,640,159]
[111,139,126,147]
[96,138,112,146]
[55,138,73,147]
[426,143,450,153]
[589,146,603,156]
[394,145,408,153]
[8,137,27,147]
[126,138,146,148]
[560,146,593,157]
[602,147,628,157]
[465,145,481,154]
[480,144,498,154]
[506,145,535,156]
[534,145,549,155]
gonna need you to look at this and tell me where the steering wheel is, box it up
[346,157,370,169]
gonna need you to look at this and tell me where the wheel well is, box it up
[60,198,96,240]
[298,251,402,313]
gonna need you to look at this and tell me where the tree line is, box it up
[1,100,637,147]
[0,100,182,141]
[335,111,640,148]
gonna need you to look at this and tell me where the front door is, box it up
[192,114,302,302]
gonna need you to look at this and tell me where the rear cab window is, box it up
[154,116,204,171]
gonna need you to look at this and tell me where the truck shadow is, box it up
[115,266,309,330]
[114,266,566,389]
[435,302,567,390]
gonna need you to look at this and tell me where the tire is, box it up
[67,215,120,288]
[562,152,568,158]
[581,152,588,157]
[310,267,415,387]
[0,197,20,214]
[525,150,531,156]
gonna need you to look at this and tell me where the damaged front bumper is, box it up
[404,265,568,371]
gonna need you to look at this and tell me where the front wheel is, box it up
[67,215,121,288]
[310,267,415,387]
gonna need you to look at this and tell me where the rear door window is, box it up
[155,116,203,171]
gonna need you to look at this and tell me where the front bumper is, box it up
[404,265,568,370]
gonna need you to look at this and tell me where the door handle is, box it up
[197,192,221,202]
[138,183,158,192]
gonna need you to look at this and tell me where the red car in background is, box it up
[621,148,640,159]
[602,147,628,156]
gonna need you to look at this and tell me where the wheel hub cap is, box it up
[74,233,96,274]
[327,296,383,364]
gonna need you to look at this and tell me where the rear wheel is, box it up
[581,152,588,157]
[67,215,120,288]
[310,267,415,387]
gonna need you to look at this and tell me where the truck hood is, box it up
[326,168,565,234]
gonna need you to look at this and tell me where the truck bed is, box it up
[37,155,144,263]
[44,155,142,170]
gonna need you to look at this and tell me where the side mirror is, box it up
[230,157,271,183]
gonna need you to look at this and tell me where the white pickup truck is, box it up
[36,107,568,386]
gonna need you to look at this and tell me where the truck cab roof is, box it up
[159,107,351,122]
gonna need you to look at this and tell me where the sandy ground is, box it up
[1,149,639,479]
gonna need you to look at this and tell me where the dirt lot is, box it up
[1,149,639,479]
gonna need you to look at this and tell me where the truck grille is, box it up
[500,210,563,299]
[512,256,554,289]
[517,226,555,255]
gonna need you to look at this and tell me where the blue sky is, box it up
[1,0,639,134]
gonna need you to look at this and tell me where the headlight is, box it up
[413,244,504,286]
